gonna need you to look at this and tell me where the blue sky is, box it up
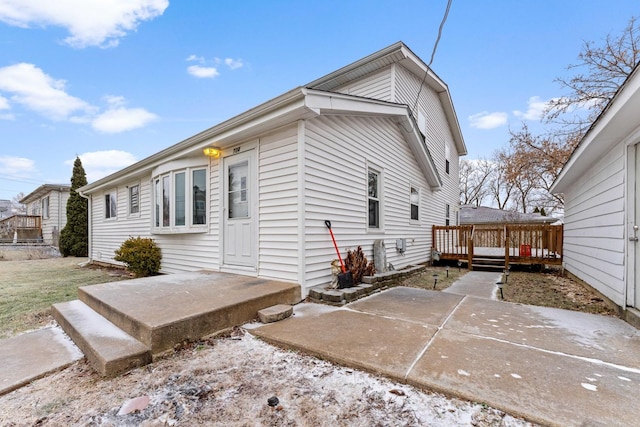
[0,0,638,201]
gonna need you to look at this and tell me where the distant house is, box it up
[460,205,556,227]
[0,199,10,219]
[19,184,71,246]
[551,62,640,318]
[78,42,466,296]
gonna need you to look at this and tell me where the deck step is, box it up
[52,300,151,377]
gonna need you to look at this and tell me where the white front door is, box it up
[223,150,256,268]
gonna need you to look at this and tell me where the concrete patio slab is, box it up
[408,328,640,427]
[251,286,640,426]
[348,286,464,325]
[447,297,640,369]
[0,327,82,396]
[251,306,438,380]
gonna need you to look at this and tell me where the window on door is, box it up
[228,161,249,219]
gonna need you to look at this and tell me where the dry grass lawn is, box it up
[0,255,130,338]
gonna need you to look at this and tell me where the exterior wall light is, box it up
[203,147,220,157]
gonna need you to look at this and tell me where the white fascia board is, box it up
[80,88,308,194]
[551,67,640,194]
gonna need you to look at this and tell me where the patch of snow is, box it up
[457,369,470,377]
[49,325,84,360]
[511,373,522,379]
[618,376,631,382]
[581,383,598,391]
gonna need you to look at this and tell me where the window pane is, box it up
[110,193,117,218]
[105,194,110,218]
[229,161,248,219]
[192,169,206,225]
[155,180,160,227]
[368,172,378,198]
[410,187,419,221]
[175,172,186,226]
[162,175,170,227]
[369,199,379,228]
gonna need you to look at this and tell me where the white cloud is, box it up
[468,111,508,129]
[224,58,244,70]
[67,150,137,182]
[92,105,157,133]
[0,0,168,48]
[0,63,92,120]
[0,156,36,176]
[0,63,156,132]
[513,96,550,121]
[186,54,204,63]
[187,65,219,78]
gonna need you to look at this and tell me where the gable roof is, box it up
[307,41,466,156]
[79,42,462,195]
[460,205,555,225]
[551,61,640,193]
[20,184,71,204]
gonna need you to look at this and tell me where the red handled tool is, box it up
[325,220,353,288]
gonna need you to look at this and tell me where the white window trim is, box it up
[366,161,384,233]
[410,185,420,224]
[152,166,208,234]
[105,190,117,220]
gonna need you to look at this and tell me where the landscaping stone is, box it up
[322,290,344,303]
[257,304,294,324]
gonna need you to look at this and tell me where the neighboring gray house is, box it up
[460,205,556,227]
[78,42,466,296]
[551,61,640,317]
[20,184,71,246]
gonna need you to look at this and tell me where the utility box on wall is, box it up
[395,238,406,254]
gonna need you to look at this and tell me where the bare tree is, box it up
[11,192,26,214]
[489,148,516,210]
[459,158,494,206]
[544,16,640,135]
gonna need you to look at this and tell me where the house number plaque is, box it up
[233,147,241,154]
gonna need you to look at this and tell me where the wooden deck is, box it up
[432,224,563,270]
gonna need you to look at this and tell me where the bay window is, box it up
[153,167,207,232]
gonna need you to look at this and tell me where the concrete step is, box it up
[76,271,302,356]
[52,300,151,377]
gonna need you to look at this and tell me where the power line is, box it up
[412,0,453,116]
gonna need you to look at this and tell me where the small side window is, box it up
[105,191,117,219]
[410,187,419,221]
[368,169,381,229]
[128,185,139,215]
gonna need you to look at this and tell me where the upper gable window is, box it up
[410,186,419,221]
[417,110,427,135]
[445,142,451,175]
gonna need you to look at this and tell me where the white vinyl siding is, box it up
[258,125,299,282]
[333,67,393,101]
[90,165,220,273]
[39,189,69,246]
[303,115,434,289]
[394,64,460,232]
[561,144,626,306]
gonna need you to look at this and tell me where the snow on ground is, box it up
[0,329,538,426]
